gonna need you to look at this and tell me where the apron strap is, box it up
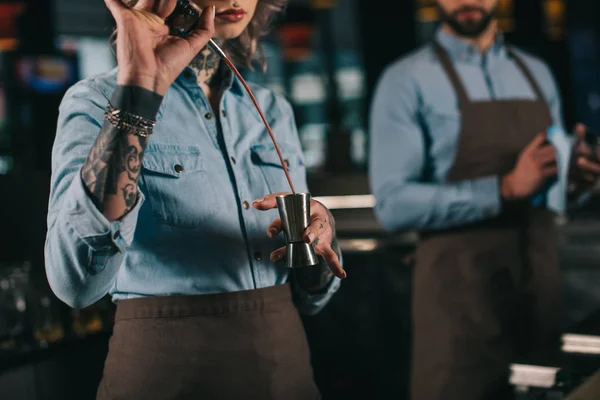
[432,40,470,106]
[506,47,547,102]
[433,41,548,106]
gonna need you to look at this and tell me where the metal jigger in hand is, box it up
[276,193,320,269]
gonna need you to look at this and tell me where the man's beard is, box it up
[437,4,498,38]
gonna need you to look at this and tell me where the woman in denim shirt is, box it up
[44,1,344,398]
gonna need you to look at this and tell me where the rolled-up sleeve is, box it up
[45,81,145,308]
[369,65,501,232]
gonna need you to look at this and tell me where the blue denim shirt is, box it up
[45,67,340,314]
[369,29,570,232]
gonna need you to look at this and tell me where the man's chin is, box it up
[447,19,492,38]
[438,4,497,39]
[460,24,485,35]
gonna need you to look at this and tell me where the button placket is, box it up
[191,87,219,147]
[216,96,264,287]
[238,176,268,286]
[220,111,237,168]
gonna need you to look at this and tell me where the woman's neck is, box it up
[189,47,225,109]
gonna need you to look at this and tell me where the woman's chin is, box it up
[214,26,246,41]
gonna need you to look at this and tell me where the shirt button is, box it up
[113,231,120,240]
[254,252,262,261]
[284,159,290,168]
[222,110,227,118]
[205,113,213,120]
[243,201,250,210]
[231,156,236,165]
[174,164,184,173]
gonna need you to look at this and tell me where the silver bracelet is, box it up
[104,102,156,137]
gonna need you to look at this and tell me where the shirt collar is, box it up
[434,27,506,65]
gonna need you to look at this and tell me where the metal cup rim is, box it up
[276,192,311,199]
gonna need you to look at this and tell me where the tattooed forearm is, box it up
[79,85,161,220]
[81,131,121,199]
[81,121,148,220]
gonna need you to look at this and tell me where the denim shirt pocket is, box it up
[141,144,219,229]
[250,142,304,194]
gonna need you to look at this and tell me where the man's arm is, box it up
[369,65,501,232]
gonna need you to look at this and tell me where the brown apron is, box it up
[96,283,320,400]
[410,42,563,400]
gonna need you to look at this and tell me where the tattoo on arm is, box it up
[81,121,148,217]
[121,183,138,209]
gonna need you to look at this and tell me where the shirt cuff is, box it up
[110,85,163,120]
[293,276,341,316]
[471,175,502,219]
[63,174,145,253]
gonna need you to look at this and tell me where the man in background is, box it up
[369,0,600,399]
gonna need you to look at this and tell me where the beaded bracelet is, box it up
[104,102,156,138]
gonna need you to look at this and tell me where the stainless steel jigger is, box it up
[276,193,319,269]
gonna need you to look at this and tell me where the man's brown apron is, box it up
[410,42,563,400]
[96,283,320,400]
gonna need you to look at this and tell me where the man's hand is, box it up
[252,193,346,280]
[501,133,558,200]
